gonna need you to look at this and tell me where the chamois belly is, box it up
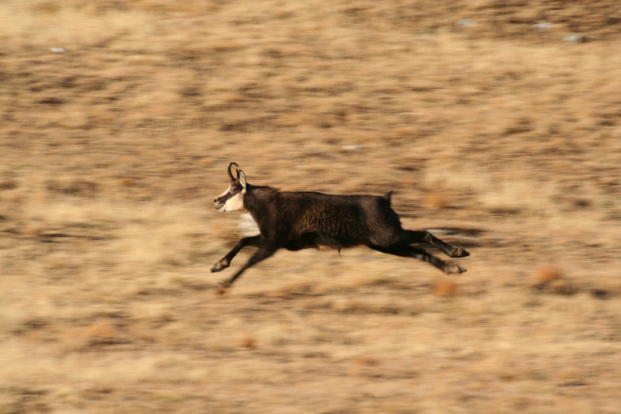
[283,231,359,251]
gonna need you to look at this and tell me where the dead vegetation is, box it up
[1,0,621,413]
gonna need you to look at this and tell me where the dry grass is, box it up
[1,0,621,413]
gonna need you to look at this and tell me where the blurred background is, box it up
[1,1,620,412]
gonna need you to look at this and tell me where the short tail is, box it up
[383,191,394,203]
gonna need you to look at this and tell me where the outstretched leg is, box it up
[404,230,469,258]
[218,244,278,290]
[211,235,263,272]
[369,244,466,274]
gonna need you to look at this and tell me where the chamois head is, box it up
[214,162,247,212]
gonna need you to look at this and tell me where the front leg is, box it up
[218,243,278,291]
[211,235,263,272]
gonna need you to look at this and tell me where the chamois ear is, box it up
[238,170,247,189]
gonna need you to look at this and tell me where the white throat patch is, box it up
[238,212,260,236]
[221,191,245,212]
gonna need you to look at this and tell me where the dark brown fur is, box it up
[212,164,470,290]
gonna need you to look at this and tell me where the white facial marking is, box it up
[221,191,244,212]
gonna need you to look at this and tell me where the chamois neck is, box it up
[243,184,278,215]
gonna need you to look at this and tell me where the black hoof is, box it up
[211,261,228,273]
[446,263,467,274]
[450,247,470,258]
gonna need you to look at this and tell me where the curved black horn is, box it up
[227,162,240,180]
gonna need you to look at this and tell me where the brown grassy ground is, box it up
[1,1,621,413]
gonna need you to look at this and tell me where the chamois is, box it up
[212,163,469,290]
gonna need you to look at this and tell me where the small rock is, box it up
[50,47,66,53]
[563,34,587,43]
[342,144,363,152]
[456,19,477,28]
[533,22,555,30]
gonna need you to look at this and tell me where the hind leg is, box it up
[403,230,469,258]
[369,244,466,274]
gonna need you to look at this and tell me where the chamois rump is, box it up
[212,163,469,290]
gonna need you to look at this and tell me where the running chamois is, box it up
[212,163,469,290]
